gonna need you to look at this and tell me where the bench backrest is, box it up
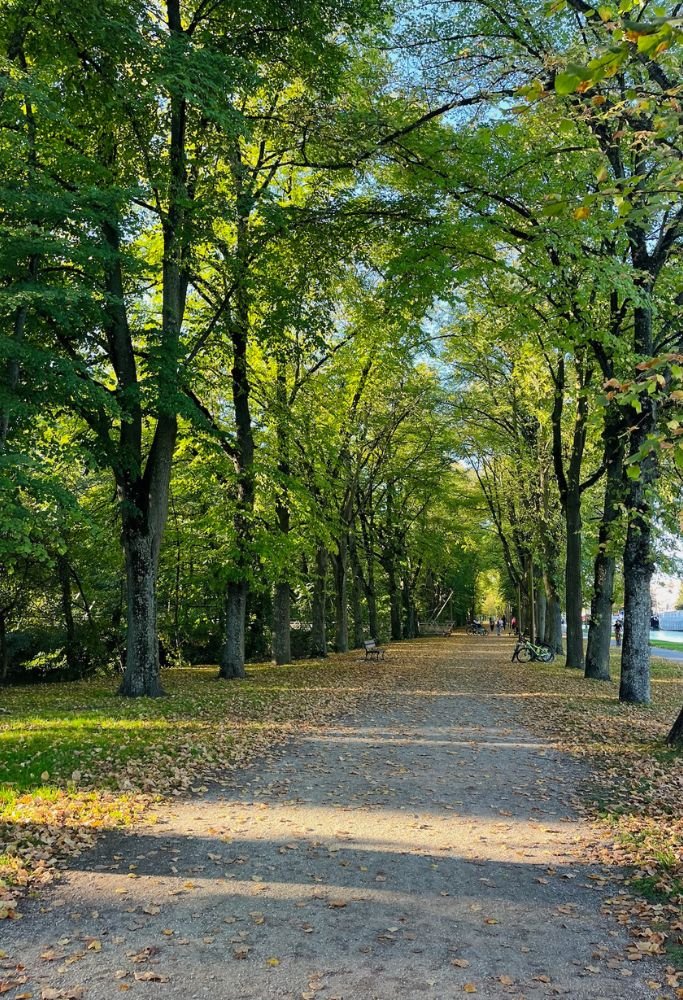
[363,639,377,650]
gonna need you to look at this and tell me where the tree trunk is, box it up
[543,575,563,654]
[667,705,683,746]
[220,580,248,679]
[585,423,624,680]
[535,584,546,645]
[120,530,164,697]
[310,545,328,658]
[358,513,379,639]
[350,561,364,649]
[619,499,653,704]
[387,565,402,641]
[0,610,8,683]
[272,360,291,665]
[619,303,656,706]
[402,573,418,638]
[272,583,291,665]
[57,553,78,676]
[584,548,616,681]
[564,494,584,669]
[332,540,349,653]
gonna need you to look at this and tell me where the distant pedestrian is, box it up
[496,618,502,636]
[489,617,494,633]
[511,615,517,634]
[614,619,623,647]
[502,614,507,632]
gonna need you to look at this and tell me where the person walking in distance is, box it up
[502,613,507,633]
[614,618,623,647]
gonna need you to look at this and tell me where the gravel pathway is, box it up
[2,640,675,999]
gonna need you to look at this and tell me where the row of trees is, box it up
[1,1,681,738]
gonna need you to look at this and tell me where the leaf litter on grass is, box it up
[0,656,403,915]
[2,636,681,992]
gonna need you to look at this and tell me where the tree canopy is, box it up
[1,0,682,741]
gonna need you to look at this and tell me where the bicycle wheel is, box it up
[539,648,555,663]
[516,644,532,662]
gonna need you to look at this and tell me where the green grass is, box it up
[650,638,683,652]
[0,657,380,892]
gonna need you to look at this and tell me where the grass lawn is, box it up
[0,655,385,910]
[650,638,683,652]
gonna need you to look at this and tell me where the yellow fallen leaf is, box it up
[87,939,102,952]
[266,957,280,966]
[463,985,477,994]
[498,975,513,985]
[451,958,470,968]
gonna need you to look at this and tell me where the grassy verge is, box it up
[650,639,683,652]
[0,655,393,916]
[499,650,682,975]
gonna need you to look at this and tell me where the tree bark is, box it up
[310,545,328,658]
[585,418,624,681]
[0,610,7,683]
[564,494,584,668]
[57,553,77,676]
[332,540,349,653]
[358,509,379,639]
[543,572,563,653]
[667,705,683,746]
[387,564,402,641]
[619,306,656,705]
[535,583,546,646]
[272,360,291,664]
[619,523,652,704]
[350,545,364,649]
[272,582,291,665]
[121,530,164,697]
[220,580,247,679]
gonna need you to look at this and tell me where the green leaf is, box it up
[555,72,582,96]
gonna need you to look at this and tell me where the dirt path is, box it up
[2,637,674,999]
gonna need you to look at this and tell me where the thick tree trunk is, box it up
[220,580,248,679]
[402,574,417,638]
[667,705,683,746]
[272,583,291,665]
[543,579,563,653]
[310,545,328,658]
[564,494,584,669]
[332,542,349,653]
[619,304,656,706]
[535,584,546,646]
[387,565,402,641]
[585,411,624,681]
[619,509,653,704]
[272,361,291,665]
[358,515,379,639]
[57,553,78,676]
[120,530,164,697]
[584,551,615,681]
[350,563,364,649]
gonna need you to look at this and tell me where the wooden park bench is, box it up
[363,638,386,661]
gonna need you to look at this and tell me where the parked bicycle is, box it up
[511,635,555,663]
[466,621,487,635]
